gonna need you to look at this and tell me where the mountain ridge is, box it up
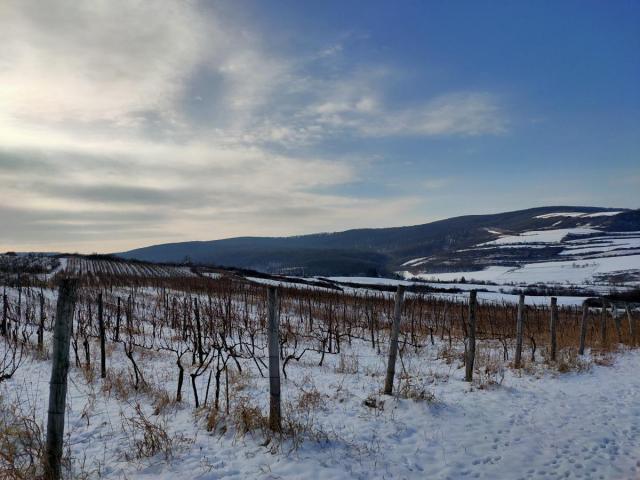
[117,206,638,276]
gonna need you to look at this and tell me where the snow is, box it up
[401,257,429,267]
[534,212,587,219]
[582,211,624,217]
[327,276,414,286]
[560,236,640,255]
[480,228,600,246]
[534,211,623,219]
[406,254,640,285]
[4,326,640,479]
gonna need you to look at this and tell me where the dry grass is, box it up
[396,374,438,402]
[0,396,45,480]
[120,403,189,461]
[556,350,592,373]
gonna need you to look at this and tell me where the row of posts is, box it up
[40,281,637,478]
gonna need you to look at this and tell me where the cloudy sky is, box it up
[1,0,638,253]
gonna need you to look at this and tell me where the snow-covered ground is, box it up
[403,254,640,286]
[480,228,600,246]
[3,335,639,479]
[534,211,624,219]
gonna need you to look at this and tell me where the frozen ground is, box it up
[2,337,639,479]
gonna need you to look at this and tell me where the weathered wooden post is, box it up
[550,297,558,361]
[1,289,7,337]
[384,285,405,395]
[45,278,79,480]
[600,297,607,345]
[627,303,637,346]
[612,303,622,344]
[194,297,204,365]
[38,292,45,351]
[514,294,524,368]
[579,301,589,355]
[465,290,477,382]
[267,287,281,431]
[98,292,106,378]
[114,297,121,342]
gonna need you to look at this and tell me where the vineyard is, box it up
[1,258,639,479]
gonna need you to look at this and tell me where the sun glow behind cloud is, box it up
[5,0,632,253]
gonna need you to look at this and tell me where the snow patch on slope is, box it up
[480,228,599,246]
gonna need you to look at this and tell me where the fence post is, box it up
[612,304,622,343]
[579,301,589,355]
[38,292,45,351]
[267,287,281,431]
[384,285,405,395]
[465,290,477,382]
[114,297,121,342]
[1,290,7,337]
[627,303,637,346]
[45,278,79,480]
[600,297,607,345]
[98,292,106,378]
[514,294,524,368]
[550,297,558,361]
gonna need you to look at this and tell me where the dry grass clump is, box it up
[556,350,592,373]
[475,359,505,390]
[437,344,464,366]
[121,403,189,461]
[201,394,268,436]
[101,368,151,401]
[0,397,45,480]
[396,375,438,403]
[227,368,255,392]
[202,387,328,453]
[101,369,134,400]
[80,363,96,384]
[296,387,323,411]
[151,388,172,416]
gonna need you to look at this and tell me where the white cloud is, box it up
[0,0,509,252]
[306,91,506,138]
[0,0,208,126]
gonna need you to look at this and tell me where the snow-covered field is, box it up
[402,254,640,287]
[400,211,640,291]
[3,330,639,479]
[1,244,639,479]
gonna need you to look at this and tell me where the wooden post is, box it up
[194,297,204,365]
[550,297,558,361]
[612,304,622,344]
[98,293,106,378]
[45,278,79,480]
[38,292,45,351]
[384,285,405,395]
[114,297,121,342]
[267,287,281,431]
[514,294,524,368]
[579,301,589,355]
[465,290,477,382]
[627,304,637,346]
[600,297,607,345]
[2,289,7,337]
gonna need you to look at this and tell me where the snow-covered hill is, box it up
[400,211,640,286]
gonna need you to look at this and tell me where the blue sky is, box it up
[0,0,638,252]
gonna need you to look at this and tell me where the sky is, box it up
[1,0,639,253]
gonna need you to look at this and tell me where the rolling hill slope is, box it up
[118,206,640,278]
